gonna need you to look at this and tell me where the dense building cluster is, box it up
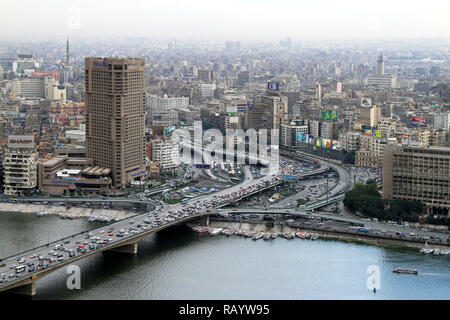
[0,37,448,217]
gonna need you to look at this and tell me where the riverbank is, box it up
[205,220,450,252]
[0,203,136,220]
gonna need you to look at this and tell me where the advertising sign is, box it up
[195,164,210,169]
[226,106,237,115]
[401,134,411,145]
[361,98,372,108]
[247,102,254,109]
[412,117,426,127]
[297,132,304,141]
[315,137,321,147]
[322,110,338,121]
[322,138,331,148]
[164,126,176,135]
[364,127,372,136]
[267,82,279,90]
[372,130,382,138]
[308,136,314,145]
[8,135,34,148]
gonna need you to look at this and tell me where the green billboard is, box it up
[322,110,338,121]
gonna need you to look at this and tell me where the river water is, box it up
[0,211,449,299]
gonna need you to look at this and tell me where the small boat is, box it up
[440,250,449,256]
[283,232,294,239]
[252,233,263,240]
[311,233,319,240]
[36,211,45,217]
[246,232,256,238]
[271,233,278,239]
[296,232,307,239]
[420,248,434,254]
[433,249,440,256]
[197,227,209,233]
[393,267,418,275]
[263,233,271,240]
[59,214,66,219]
[208,228,223,236]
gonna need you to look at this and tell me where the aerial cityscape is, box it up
[0,0,449,303]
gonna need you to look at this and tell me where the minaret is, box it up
[376,54,384,75]
[66,36,70,66]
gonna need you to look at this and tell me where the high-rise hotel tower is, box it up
[85,57,146,187]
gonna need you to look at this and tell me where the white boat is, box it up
[208,228,223,236]
[433,248,440,256]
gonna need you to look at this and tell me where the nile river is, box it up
[0,211,449,299]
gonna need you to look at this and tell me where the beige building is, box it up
[359,105,380,128]
[38,157,111,195]
[383,146,450,216]
[3,135,38,195]
[85,57,146,187]
[355,150,379,168]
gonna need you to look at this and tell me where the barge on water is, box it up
[393,267,418,275]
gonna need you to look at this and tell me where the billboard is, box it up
[364,127,372,136]
[315,137,321,147]
[331,140,341,150]
[195,164,210,169]
[164,126,176,135]
[322,110,338,121]
[267,82,279,90]
[412,117,426,127]
[247,101,254,109]
[372,130,382,138]
[8,135,34,148]
[322,138,331,148]
[297,132,305,141]
[401,134,411,145]
[361,98,372,108]
[308,136,314,145]
[226,106,237,115]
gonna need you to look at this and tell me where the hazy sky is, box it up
[2,0,450,41]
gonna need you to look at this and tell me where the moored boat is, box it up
[252,233,263,240]
[263,233,271,240]
[311,233,319,240]
[283,232,294,239]
[393,267,418,275]
[271,233,278,239]
[296,232,306,239]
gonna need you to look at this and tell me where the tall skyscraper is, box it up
[85,57,146,188]
[376,54,384,75]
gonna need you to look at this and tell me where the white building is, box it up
[3,135,38,196]
[433,112,450,131]
[147,94,189,110]
[12,77,45,98]
[151,138,179,171]
[200,83,216,98]
[366,55,396,88]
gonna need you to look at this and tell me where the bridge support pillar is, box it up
[108,242,138,254]
[9,282,36,296]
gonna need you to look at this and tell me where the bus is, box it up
[15,265,25,273]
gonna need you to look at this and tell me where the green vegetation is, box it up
[343,181,424,223]
[265,221,274,229]
[165,198,182,204]
[341,149,355,164]
[296,198,307,206]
